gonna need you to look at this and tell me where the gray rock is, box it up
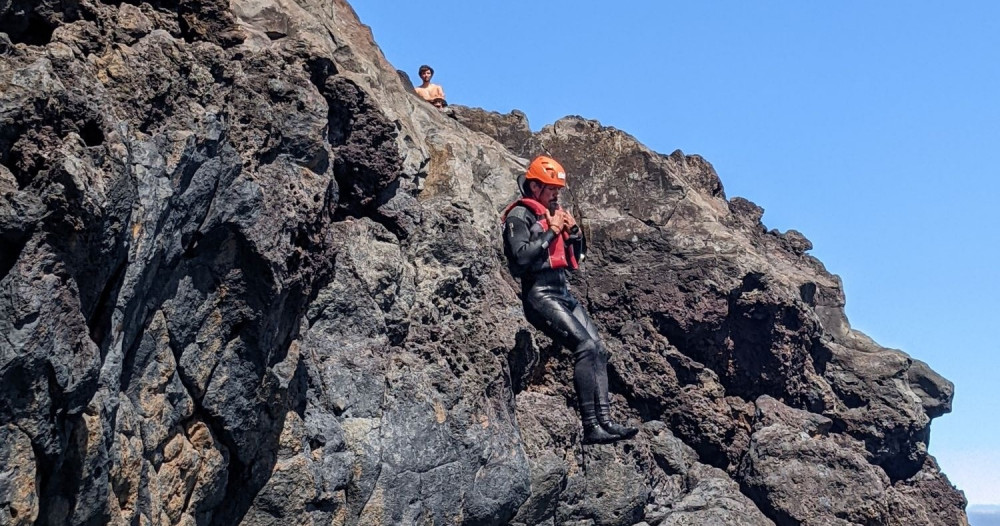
[739,396,892,525]
[0,425,38,525]
[447,105,541,158]
[0,0,966,525]
[658,464,774,526]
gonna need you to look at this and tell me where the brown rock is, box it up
[739,397,892,525]
[0,425,38,525]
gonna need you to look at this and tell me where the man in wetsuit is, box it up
[501,155,638,444]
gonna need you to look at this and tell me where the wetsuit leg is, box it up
[568,302,613,411]
[569,300,637,438]
[522,286,601,417]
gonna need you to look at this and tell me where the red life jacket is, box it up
[501,198,579,271]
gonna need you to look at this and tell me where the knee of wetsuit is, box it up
[597,341,612,361]
[574,339,600,364]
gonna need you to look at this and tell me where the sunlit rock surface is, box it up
[0,0,966,524]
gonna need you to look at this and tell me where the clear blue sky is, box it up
[353,1,1000,506]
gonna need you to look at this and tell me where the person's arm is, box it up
[562,210,586,262]
[505,208,558,267]
[567,225,585,258]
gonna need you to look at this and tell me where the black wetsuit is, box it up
[503,205,611,420]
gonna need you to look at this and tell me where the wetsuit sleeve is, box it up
[567,225,585,261]
[504,208,556,267]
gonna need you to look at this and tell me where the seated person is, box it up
[414,64,447,108]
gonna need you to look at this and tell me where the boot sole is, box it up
[582,434,624,445]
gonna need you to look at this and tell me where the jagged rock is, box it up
[739,396,892,524]
[393,70,413,92]
[775,228,813,255]
[888,456,971,526]
[0,425,38,525]
[644,421,774,526]
[0,0,966,525]
[446,105,540,158]
[729,196,766,231]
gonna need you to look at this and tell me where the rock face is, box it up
[0,1,966,525]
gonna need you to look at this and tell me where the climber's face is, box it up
[532,182,561,208]
[420,69,433,83]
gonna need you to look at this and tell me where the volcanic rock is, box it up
[0,0,966,525]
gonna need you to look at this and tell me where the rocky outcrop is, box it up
[0,1,966,525]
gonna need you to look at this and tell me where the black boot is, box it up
[581,404,620,444]
[597,403,638,439]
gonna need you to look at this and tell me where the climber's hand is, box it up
[546,209,566,234]
[560,210,577,230]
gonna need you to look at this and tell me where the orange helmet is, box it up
[525,156,567,188]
